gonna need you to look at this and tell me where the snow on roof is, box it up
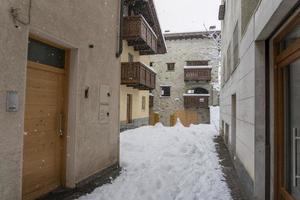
[184,65,213,69]
[183,94,210,97]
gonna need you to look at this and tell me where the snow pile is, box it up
[210,106,220,132]
[78,107,231,200]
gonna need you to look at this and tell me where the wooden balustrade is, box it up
[121,62,156,90]
[123,15,158,55]
[184,95,209,108]
[184,68,212,81]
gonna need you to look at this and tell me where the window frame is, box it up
[161,86,171,97]
[166,63,175,71]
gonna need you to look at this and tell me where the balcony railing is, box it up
[183,94,209,108]
[121,62,156,90]
[184,66,212,82]
[123,15,158,55]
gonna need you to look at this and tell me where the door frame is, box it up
[23,34,70,195]
[273,11,300,200]
[127,94,133,123]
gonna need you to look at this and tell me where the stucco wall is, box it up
[0,0,120,199]
[120,85,149,122]
[150,37,220,126]
[120,41,150,128]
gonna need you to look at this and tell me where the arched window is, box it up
[187,87,208,94]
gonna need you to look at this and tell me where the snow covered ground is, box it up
[78,106,231,200]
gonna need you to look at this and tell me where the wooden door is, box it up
[127,94,132,123]
[274,11,300,200]
[23,37,68,200]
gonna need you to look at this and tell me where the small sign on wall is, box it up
[6,91,18,112]
[199,98,205,103]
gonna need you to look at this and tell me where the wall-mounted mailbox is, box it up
[6,91,18,112]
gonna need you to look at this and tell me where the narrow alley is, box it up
[77,107,244,200]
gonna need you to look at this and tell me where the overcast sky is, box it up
[153,0,221,33]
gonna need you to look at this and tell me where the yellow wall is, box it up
[120,85,149,121]
[120,41,150,122]
[121,41,151,65]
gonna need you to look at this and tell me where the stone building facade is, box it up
[0,1,121,199]
[150,32,221,126]
[219,0,299,199]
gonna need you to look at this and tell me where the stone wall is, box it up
[150,36,220,126]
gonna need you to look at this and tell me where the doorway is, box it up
[225,123,229,145]
[23,37,69,200]
[274,11,300,200]
[127,94,133,123]
[231,94,237,155]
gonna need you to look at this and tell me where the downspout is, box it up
[265,40,270,200]
[116,0,124,58]
[10,0,32,27]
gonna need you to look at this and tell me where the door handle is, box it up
[58,113,64,137]
[293,128,300,187]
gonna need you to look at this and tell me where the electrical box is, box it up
[6,91,18,112]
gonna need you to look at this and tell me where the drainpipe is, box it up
[265,39,270,200]
[10,0,32,28]
[116,0,124,58]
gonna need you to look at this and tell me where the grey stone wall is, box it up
[150,37,220,126]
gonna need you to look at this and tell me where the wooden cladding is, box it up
[123,15,158,55]
[121,62,156,90]
[184,68,211,81]
[184,96,209,108]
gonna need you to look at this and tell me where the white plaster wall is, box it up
[220,0,299,199]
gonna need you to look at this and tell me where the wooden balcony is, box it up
[184,67,212,82]
[123,15,158,55]
[121,62,156,90]
[184,95,209,108]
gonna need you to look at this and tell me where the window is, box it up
[150,62,154,67]
[218,3,225,20]
[186,60,209,66]
[161,86,171,97]
[199,98,205,103]
[167,63,175,71]
[142,96,146,110]
[233,22,239,69]
[28,38,65,69]
[128,53,134,63]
